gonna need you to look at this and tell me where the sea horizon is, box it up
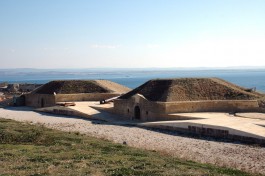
[1,68,265,92]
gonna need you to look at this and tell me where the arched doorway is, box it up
[41,98,44,107]
[134,106,141,120]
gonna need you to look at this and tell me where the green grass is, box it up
[0,118,259,176]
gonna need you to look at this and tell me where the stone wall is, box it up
[25,93,121,108]
[114,95,263,121]
[25,94,56,108]
[164,100,261,113]
[147,124,265,144]
[114,94,166,121]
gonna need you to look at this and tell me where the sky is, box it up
[0,0,265,69]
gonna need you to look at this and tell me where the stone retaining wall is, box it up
[25,94,56,108]
[25,93,120,108]
[114,95,263,121]
[147,124,265,145]
[164,100,261,113]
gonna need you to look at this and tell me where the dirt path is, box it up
[1,107,265,174]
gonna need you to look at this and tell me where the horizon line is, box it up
[1,66,265,70]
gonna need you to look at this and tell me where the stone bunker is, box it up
[114,78,265,121]
[25,80,130,108]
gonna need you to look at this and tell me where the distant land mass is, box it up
[0,67,265,92]
[1,66,265,72]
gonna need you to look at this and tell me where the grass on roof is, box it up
[34,80,109,94]
[119,78,261,102]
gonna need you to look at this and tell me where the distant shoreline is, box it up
[1,67,265,72]
[1,69,265,91]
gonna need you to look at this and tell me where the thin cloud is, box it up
[90,44,121,49]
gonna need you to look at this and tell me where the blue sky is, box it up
[1,0,265,68]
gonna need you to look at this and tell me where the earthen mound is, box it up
[119,78,263,102]
[32,80,130,94]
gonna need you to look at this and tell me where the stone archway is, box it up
[134,106,141,120]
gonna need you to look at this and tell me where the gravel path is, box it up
[1,107,265,174]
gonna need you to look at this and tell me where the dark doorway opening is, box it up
[134,106,141,120]
[20,95,26,106]
[41,98,44,107]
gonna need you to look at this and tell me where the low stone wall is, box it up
[146,124,265,145]
[114,96,263,121]
[164,100,261,113]
[25,93,121,108]
[55,93,120,102]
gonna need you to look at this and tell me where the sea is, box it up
[1,69,265,92]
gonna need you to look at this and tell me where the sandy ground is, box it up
[1,107,265,174]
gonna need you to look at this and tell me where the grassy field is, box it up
[0,118,258,176]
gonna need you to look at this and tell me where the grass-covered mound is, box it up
[0,118,254,176]
[119,78,262,102]
[32,80,130,94]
